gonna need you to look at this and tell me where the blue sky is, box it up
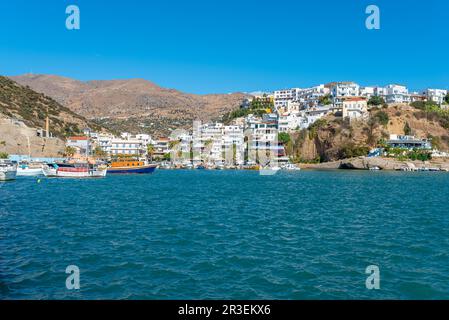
[0,0,448,94]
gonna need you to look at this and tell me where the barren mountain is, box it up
[0,76,106,157]
[11,74,248,137]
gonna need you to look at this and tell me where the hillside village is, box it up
[44,81,449,168]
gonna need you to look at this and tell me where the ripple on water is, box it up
[2,170,449,299]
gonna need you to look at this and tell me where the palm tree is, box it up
[64,146,76,157]
[147,144,155,161]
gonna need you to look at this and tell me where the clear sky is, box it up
[0,0,448,94]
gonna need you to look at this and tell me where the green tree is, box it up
[368,96,385,106]
[278,132,291,145]
[63,146,77,157]
[163,153,171,161]
[374,111,389,126]
[93,146,107,158]
[147,144,155,161]
[404,122,412,136]
[445,93,449,104]
[319,94,332,105]
[0,152,8,159]
[338,143,370,159]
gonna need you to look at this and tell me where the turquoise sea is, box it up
[1,170,449,299]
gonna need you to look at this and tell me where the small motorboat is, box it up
[42,163,59,177]
[0,159,17,181]
[282,163,301,171]
[16,162,44,176]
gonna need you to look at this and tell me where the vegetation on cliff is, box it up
[222,96,272,124]
[0,76,104,138]
[286,104,449,163]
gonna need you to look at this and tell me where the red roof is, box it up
[344,97,367,102]
[68,136,88,141]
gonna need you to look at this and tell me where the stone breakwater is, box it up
[299,157,449,171]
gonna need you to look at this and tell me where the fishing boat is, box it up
[0,159,17,181]
[16,162,44,176]
[107,159,157,174]
[42,163,59,177]
[44,162,107,178]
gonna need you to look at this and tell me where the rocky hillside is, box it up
[0,76,105,138]
[11,74,249,137]
[287,104,449,162]
[0,76,107,157]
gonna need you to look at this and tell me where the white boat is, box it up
[42,163,58,177]
[44,163,107,178]
[16,162,44,176]
[282,163,301,171]
[0,160,17,181]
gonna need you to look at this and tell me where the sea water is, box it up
[1,170,449,299]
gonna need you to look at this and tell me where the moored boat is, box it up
[107,160,157,174]
[282,163,301,171]
[46,163,107,178]
[16,162,44,176]
[0,160,17,181]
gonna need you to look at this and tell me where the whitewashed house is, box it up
[360,86,375,99]
[384,84,410,104]
[298,85,330,107]
[330,82,360,107]
[222,125,245,164]
[342,98,369,121]
[278,113,302,132]
[274,88,302,110]
[110,138,145,156]
[424,89,448,105]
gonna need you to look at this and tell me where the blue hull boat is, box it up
[107,164,157,174]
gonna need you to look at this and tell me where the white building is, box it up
[330,82,360,98]
[274,88,302,110]
[97,134,114,154]
[110,138,145,156]
[278,113,302,132]
[297,85,330,107]
[300,106,333,129]
[342,98,369,121]
[384,84,410,104]
[360,86,375,99]
[424,89,448,105]
[222,125,245,164]
[135,134,153,146]
[66,136,90,155]
[153,138,170,158]
[248,121,287,165]
[329,82,360,106]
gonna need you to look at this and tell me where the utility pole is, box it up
[45,106,50,138]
